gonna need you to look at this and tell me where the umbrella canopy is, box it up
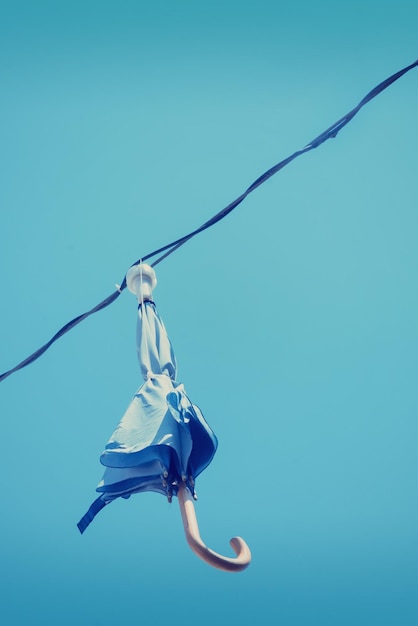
[78,264,217,531]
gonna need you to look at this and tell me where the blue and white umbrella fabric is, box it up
[78,264,251,571]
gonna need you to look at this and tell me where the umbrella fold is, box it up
[78,269,217,530]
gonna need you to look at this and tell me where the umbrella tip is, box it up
[126,263,157,301]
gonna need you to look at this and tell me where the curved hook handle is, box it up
[177,483,251,572]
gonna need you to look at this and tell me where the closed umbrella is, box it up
[78,263,251,572]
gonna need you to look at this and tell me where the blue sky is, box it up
[1,1,417,625]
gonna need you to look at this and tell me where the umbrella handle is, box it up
[177,483,251,572]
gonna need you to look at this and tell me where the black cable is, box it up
[0,291,122,382]
[1,59,417,383]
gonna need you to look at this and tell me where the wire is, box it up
[1,59,417,383]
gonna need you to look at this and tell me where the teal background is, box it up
[0,1,417,624]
